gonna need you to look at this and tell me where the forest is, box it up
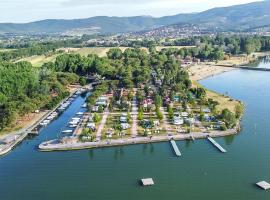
[0,61,79,130]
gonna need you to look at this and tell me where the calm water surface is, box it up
[1,60,270,200]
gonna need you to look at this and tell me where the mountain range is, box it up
[0,0,270,35]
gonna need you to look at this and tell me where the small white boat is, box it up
[76,112,84,115]
[40,120,50,126]
[72,117,81,120]
[69,125,77,128]
[62,130,73,133]
[81,103,87,108]
[69,121,79,125]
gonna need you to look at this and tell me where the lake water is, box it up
[1,60,270,200]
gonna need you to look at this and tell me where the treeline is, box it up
[0,39,83,62]
[169,35,270,55]
[0,61,79,130]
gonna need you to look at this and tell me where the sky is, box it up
[0,0,261,23]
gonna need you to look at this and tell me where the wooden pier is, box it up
[170,140,181,156]
[207,137,227,153]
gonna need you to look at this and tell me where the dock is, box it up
[141,178,154,186]
[207,137,226,153]
[170,140,181,156]
[256,181,270,190]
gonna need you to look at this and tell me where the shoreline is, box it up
[39,125,240,152]
[189,52,270,81]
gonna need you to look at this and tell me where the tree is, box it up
[154,94,162,108]
[93,113,101,123]
[220,109,237,129]
[138,110,143,121]
[156,107,163,120]
[107,48,123,60]
[235,104,244,119]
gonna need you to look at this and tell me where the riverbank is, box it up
[39,125,240,152]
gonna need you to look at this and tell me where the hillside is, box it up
[0,1,270,35]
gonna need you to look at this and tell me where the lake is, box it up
[1,59,270,200]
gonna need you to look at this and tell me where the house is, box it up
[120,113,128,123]
[155,79,162,87]
[203,108,211,113]
[185,118,195,125]
[96,96,108,106]
[173,113,184,125]
[91,106,99,112]
[142,98,153,108]
[121,123,131,130]
[181,112,189,118]
[204,114,211,121]
[87,122,96,129]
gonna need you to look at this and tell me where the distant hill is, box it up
[0,0,270,35]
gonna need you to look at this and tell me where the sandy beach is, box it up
[189,53,270,81]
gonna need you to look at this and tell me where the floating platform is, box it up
[170,140,181,156]
[141,178,154,186]
[207,137,226,153]
[256,181,270,190]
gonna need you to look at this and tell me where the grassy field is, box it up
[60,46,192,57]
[193,81,240,112]
[0,49,16,52]
[15,45,193,67]
[17,54,60,67]
[155,46,195,51]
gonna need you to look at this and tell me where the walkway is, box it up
[96,108,109,141]
[131,95,138,137]
[160,107,170,133]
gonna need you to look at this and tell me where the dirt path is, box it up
[96,108,109,141]
[160,107,170,133]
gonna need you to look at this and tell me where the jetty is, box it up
[170,140,181,156]
[207,137,227,153]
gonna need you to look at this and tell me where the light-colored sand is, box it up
[189,64,234,81]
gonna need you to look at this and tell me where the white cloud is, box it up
[0,0,262,23]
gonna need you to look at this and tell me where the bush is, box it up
[93,113,101,123]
